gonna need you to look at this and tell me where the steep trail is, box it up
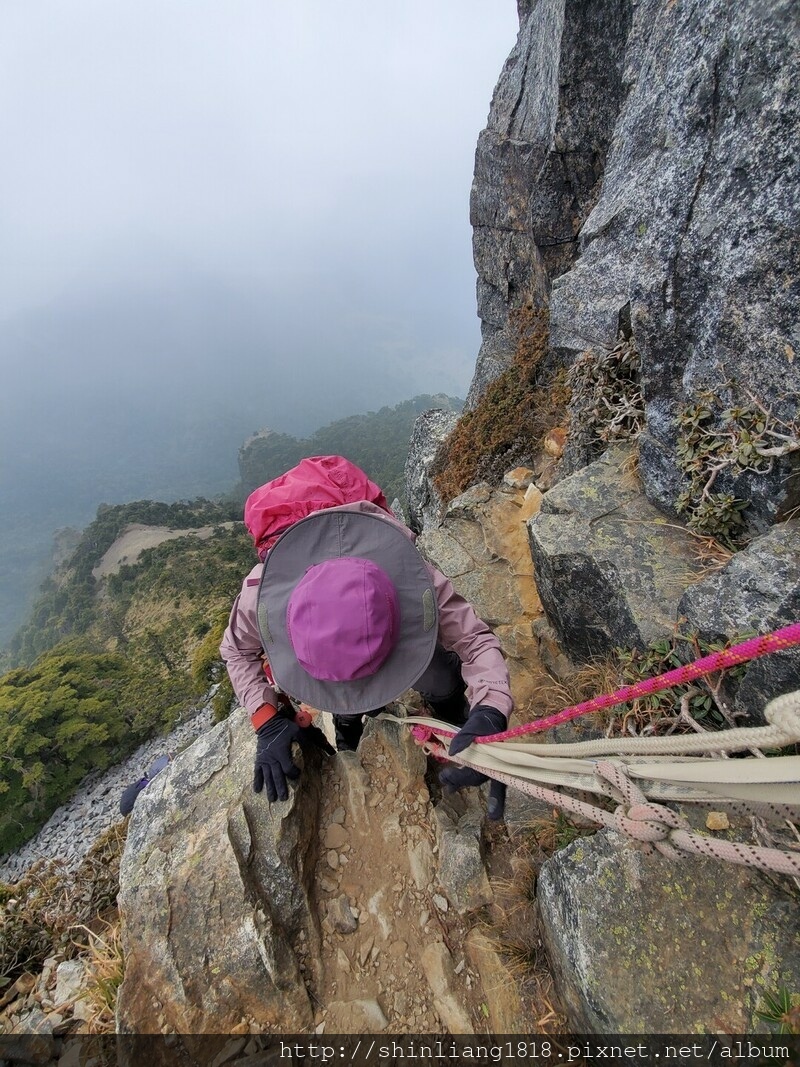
[299,476,558,1033]
[303,723,490,1033]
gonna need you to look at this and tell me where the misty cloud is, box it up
[0,1,518,641]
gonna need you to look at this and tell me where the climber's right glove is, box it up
[253,707,335,802]
[254,714,303,802]
[439,705,506,792]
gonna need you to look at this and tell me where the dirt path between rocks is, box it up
[286,476,561,1036]
[295,719,516,1035]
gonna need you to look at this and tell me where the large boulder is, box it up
[538,829,800,1033]
[116,711,320,1053]
[678,520,800,721]
[527,445,703,658]
[116,711,533,1046]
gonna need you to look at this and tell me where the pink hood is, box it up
[244,455,391,559]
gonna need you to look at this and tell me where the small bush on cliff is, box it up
[566,333,645,460]
[432,307,567,502]
[554,630,752,738]
[675,389,800,547]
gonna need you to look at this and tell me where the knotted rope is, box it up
[406,732,800,875]
[398,623,800,875]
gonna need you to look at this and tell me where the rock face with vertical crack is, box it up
[117,711,321,1050]
[467,0,800,531]
[116,711,528,1043]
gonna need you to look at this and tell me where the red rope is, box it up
[475,621,800,743]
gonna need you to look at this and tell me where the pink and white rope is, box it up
[404,623,800,874]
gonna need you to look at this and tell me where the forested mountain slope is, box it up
[0,393,459,853]
[237,393,462,502]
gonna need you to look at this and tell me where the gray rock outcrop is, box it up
[679,521,800,721]
[538,829,800,1033]
[115,709,527,1045]
[469,0,800,531]
[525,447,800,711]
[469,0,631,409]
[117,711,320,1046]
[527,445,705,658]
[405,407,460,533]
[433,795,493,916]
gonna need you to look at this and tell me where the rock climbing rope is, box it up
[396,623,800,875]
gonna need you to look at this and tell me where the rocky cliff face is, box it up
[399,0,800,1032]
[116,705,536,1046]
[469,0,799,532]
[108,0,799,1045]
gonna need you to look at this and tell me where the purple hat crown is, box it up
[286,557,399,682]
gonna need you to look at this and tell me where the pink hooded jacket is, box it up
[220,457,513,721]
[244,454,390,559]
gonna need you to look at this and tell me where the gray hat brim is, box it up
[257,508,438,713]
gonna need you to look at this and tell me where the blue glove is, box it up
[254,712,334,802]
[439,705,506,792]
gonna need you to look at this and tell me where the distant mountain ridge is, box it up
[236,393,462,505]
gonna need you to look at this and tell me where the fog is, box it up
[0,1,518,643]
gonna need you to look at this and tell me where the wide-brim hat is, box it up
[257,508,438,713]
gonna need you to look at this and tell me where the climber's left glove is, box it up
[254,706,335,802]
[439,705,506,792]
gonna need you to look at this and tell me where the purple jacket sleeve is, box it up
[430,565,514,719]
[219,563,278,715]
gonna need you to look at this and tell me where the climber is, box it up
[119,753,172,816]
[219,455,513,811]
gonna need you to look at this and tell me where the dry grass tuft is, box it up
[541,658,622,716]
[526,810,597,855]
[71,920,124,1034]
[432,305,568,503]
[484,834,573,1033]
[619,445,641,489]
[688,533,734,572]
[489,846,547,980]
[0,822,126,985]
